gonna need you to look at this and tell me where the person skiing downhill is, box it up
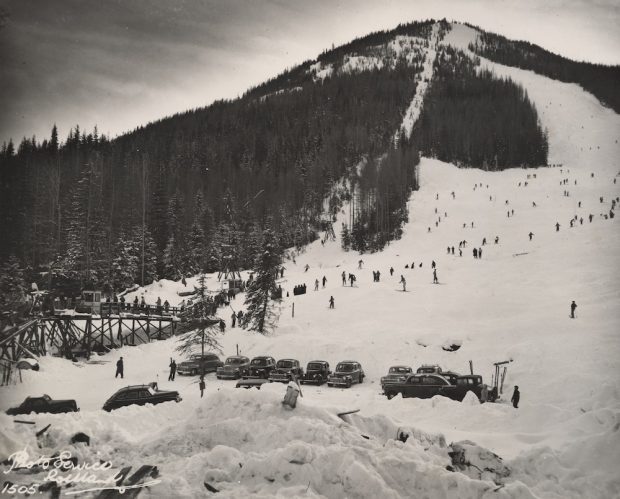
[511,386,520,408]
[570,300,577,318]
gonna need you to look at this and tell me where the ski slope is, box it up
[1,23,619,499]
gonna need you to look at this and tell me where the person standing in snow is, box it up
[431,260,436,269]
[168,359,176,381]
[219,319,225,332]
[304,264,310,272]
[329,296,335,309]
[556,222,560,232]
[570,300,577,319]
[399,275,406,292]
[358,259,364,269]
[342,271,346,286]
[478,248,482,259]
[433,269,438,284]
[376,270,380,282]
[115,357,124,379]
[322,276,327,288]
[389,267,394,276]
[473,248,478,259]
[314,279,319,291]
[511,386,520,408]
[231,312,236,328]
[199,376,206,398]
[529,232,534,241]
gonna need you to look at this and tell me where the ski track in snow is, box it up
[1,22,620,499]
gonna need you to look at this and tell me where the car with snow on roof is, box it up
[177,353,224,376]
[245,356,276,379]
[217,355,250,379]
[6,395,79,415]
[327,361,365,388]
[383,373,493,402]
[380,365,413,388]
[103,383,181,411]
[268,358,304,383]
[300,360,331,385]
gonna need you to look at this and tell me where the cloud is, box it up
[0,0,618,144]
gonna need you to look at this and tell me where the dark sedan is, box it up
[246,356,276,379]
[217,356,250,380]
[268,359,304,383]
[383,373,491,402]
[103,384,181,411]
[300,361,330,385]
[327,361,365,388]
[6,395,79,415]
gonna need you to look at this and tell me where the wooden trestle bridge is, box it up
[0,309,180,367]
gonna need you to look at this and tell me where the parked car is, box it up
[177,353,224,376]
[440,371,461,385]
[300,360,331,385]
[416,364,443,374]
[268,359,304,383]
[327,361,365,388]
[382,373,492,402]
[380,366,412,388]
[6,395,78,415]
[217,355,251,379]
[246,356,276,379]
[103,383,181,411]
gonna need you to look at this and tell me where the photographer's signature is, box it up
[2,448,161,495]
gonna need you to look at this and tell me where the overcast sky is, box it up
[1,0,619,145]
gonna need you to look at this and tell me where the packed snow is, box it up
[1,22,620,499]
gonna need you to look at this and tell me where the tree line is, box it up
[412,46,548,169]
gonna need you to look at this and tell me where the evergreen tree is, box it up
[0,255,28,315]
[242,228,281,334]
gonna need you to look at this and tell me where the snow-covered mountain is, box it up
[1,20,619,499]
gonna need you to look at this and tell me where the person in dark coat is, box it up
[168,359,176,381]
[199,376,205,398]
[219,319,225,332]
[329,296,334,309]
[389,267,394,276]
[322,276,327,288]
[116,357,124,378]
[231,313,236,327]
[570,300,577,318]
[433,269,438,284]
[511,386,520,408]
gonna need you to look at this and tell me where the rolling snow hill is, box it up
[1,22,619,499]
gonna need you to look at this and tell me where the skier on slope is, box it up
[399,275,406,292]
[390,267,394,276]
[570,300,577,319]
[433,269,438,284]
[329,296,335,309]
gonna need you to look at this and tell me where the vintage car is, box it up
[416,364,443,374]
[6,395,79,415]
[216,355,251,380]
[440,371,461,385]
[103,383,181,411]
[177,353,224,376]
[380,365,413,388]
[268,359,304,383]
[327,361,365,388]
[383,373,492,402]
[246,356,276,379]
[300,360,331,385]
